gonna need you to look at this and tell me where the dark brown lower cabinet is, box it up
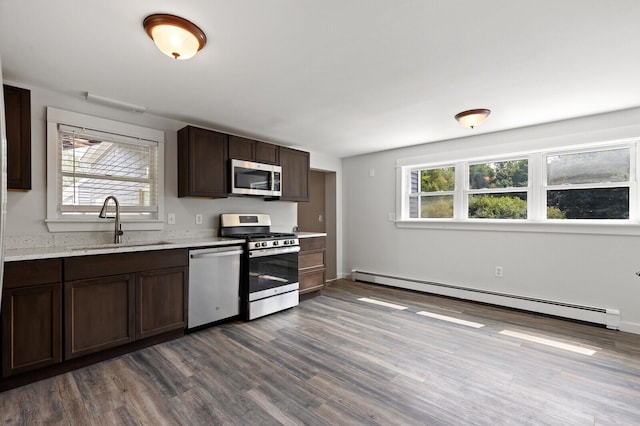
[65,274,136,360]
[299,237,326,295]
[2,283,62,377]
[64,250,189,359]
[0,250,188,389]
[136,267,188,339]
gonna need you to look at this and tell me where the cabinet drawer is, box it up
[299,250,325,270]
[4,259,62,289]
[299,269,325,293]
[64,249,189,281]
[299,237,325,251]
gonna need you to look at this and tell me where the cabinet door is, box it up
[279,147,310,201]
[64,274,135,359]
[3,84,31,190]
[228,136,279,165]
[2,284,62,377]
[228,135,255,161]
[178,126,228,198]
[255,141,278,165]
[136,267,188,339]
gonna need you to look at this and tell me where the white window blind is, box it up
[57,124,159,216]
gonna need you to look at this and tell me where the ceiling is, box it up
[1,1,639,158]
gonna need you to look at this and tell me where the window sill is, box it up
[45,219,165,233]
[395,219,640,236]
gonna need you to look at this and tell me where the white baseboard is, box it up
[352,270,623,331]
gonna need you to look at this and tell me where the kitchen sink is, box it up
[69,241,174,251]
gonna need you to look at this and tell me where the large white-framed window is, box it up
[398,139,639,233]
[46,107,165,232]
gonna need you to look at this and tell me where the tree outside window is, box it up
[409,166,455,218]
[468,159,528,219]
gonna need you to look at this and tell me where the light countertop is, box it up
[296,232,327,238]
[6,233,328,262]
[4,237,246,262]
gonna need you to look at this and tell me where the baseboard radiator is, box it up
[351,270,620,330]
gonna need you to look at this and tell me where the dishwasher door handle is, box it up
[190,249,244,259]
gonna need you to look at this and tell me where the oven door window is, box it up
[235,167,272,191]
[248,251,299,293]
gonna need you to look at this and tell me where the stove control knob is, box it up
[273,241,279,246]
[283,240,289,245]
[261,242,268,247]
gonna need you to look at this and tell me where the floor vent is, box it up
[351,270,620,330]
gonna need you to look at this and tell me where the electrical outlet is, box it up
[195,214,203,225]
[495,266,504,278]
[167,213,176,225]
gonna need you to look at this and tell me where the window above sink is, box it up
[45,107,165,232]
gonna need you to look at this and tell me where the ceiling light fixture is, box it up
[143,14,207,60]
[455,108,491,129]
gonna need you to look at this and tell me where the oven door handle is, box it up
[249,246,300,258]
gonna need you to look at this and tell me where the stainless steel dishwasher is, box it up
[188,245,243,329]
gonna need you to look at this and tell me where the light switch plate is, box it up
[167,213,176,225]
[195,214,203,225]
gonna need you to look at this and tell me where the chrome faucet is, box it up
[98,196,124,243]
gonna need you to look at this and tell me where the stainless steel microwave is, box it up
[230,159,282,197]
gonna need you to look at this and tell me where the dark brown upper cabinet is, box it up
[178,126,228,198]
[278,146,310,202]
[229,135,278,165]
[3,84,31,190]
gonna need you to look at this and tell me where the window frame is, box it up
[542,145,635,222]
[46,107,165,232]
[464,157,530,220]
[407,164,456,219]
[397,138,640,234]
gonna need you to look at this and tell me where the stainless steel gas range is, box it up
[220,213,300,320]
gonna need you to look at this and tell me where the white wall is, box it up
[4,83,342,252]
[343,107,640,334]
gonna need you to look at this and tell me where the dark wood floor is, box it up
[1,279,639,425]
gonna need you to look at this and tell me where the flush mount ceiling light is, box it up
[143,14,207,60]
[454,108,491,129]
